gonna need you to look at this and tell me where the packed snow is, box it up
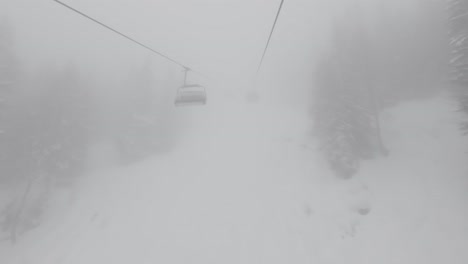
[0,90,467,264]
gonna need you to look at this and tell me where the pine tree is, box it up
[448,0,468,134]
[0,21,20,183]
[115,60,161,162]
[0,65,95,242]
[313,59,376,179]
[2,64,93,184]
[37,65,93,183]
[312,9,381,178]
[314,1,447,178]
[448,0,468,85]
[0,22,17,100]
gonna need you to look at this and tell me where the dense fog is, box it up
[1,0,468,264]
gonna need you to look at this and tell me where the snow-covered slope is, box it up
[350,96,468,264]
[1,92,468,264]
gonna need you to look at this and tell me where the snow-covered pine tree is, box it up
[115,59,161,162]
[313,59,375,179]
[36,65,93,184]
[0,64,95,242]
[0,21,20,183]
[314,1,446,178]
[312,9,381,179]
[3,64,93,186]
[448,0,468,134]
[448,0,468,84]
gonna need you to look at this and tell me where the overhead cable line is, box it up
[52,0,194,71]
[256,0,285,76]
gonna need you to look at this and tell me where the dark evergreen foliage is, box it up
[0,22,21,183]
[313,58,377,179]
[114,61,170,163]
[313,1,447,178]
[448,0,468,134]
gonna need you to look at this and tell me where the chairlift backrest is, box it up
[180,84,203,89]
[175,68,207,107]
[175,83,207,106]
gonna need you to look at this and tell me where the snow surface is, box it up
[1,91,468,264]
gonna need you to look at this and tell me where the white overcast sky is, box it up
[0,0,422,104]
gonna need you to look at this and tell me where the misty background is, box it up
[1,0,468,263]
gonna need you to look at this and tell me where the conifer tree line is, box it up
[447,0,468,134]
[312,1,447,178]
[0,21,177,241]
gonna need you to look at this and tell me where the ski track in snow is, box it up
[1,92,468,264]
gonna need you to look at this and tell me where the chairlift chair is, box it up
[174,68,207,107]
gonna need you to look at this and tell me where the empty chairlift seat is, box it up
[174,84,207,106]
